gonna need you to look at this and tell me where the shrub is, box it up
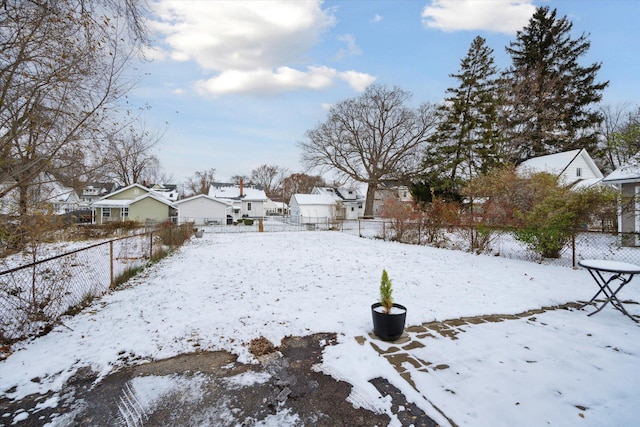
[381,198,420,243]
[463,167,618,258]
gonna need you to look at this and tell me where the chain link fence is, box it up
[0,223,192,344]
[368,219,640,267]
[4,217,638,344]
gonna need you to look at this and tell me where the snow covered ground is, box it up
[1,231,639,426]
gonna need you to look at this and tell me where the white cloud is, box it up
[195,66,339,96]
[150,1,336,71]
[371,14,383,23]
[147,1,379,97]
[338,71,376,92]
[335,34,362,60]
[148,1,375,96]
[421,0,536,34]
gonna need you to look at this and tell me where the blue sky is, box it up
[131,0,640,184]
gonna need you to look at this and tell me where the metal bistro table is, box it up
[578,259,640,322]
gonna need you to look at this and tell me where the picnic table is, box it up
[578,259,640,322]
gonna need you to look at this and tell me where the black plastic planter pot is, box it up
[371,302,407,341]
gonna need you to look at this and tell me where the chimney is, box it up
[239,178,244,197]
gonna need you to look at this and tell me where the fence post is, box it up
[572,233,576,268]
[110,240,114,287]
[150,231,154,258]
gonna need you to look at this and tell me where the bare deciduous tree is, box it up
[231,175,249,185]
[98,122,164,186]
[597,103,640,172]
[300,85,438,217]
[251,164,286,197]
[0,0,148,218]
[280,173,326,204]
[184,168,216,196]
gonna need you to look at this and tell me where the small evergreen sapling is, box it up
[379,269,393,314]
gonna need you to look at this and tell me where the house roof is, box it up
[99,183,150,200]
[313,186,365,202]
[292,194,336,205]
[602,159,640,184]
[174,194,232,206]
[518,148,603,182]
[92,192,176,208]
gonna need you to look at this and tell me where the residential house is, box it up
[79,182,116,209]
[0,172,81,216]
[373,181,413,216]
[289,193,337,224]
[312,186,365,220]
[174,194,233,225]
[147,183,179,202]
[208,181,267,221]
[91,183,177,225]
[602,160,640,246]
[264,199,288,216]
[517,148,603,189]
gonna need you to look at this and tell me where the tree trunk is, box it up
[364,183,377,218]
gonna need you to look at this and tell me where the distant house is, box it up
[289,193,337,223]
[0,172,82,216]
[312,186,365,220]
[373,181,413,216]
[147,183,179,202]
[517,149,603,189]
[79,182,116,209]
[91,183,177,225]
[602,159,640,245]
[174,194,233,225]
[264,199,288,216]
[208,181,267,220]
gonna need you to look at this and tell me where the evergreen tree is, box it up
[503,6,608,160]
[421,36,503,197]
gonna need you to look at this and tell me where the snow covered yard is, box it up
[1,231,639,426]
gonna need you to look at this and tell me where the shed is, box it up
[174,194,233,225]
[289,194,337,223]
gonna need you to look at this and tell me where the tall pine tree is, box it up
[421,36,503,199]
[503,6,608,160]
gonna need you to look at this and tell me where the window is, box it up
[576,167,582,177]
[102,208,111,218]
[247,202,252,211]
[121,207,129,218]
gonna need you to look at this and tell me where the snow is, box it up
[579,258,640,273]
[1,231,640,426]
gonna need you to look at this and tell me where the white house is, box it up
[517,148,603,189]
[208,182,268,220]
[289,193,337,223]
[602,159,640,245]
[174,194,233,225]
[264,199,288,215]
[0,172,81,216]
[79,182,116,209]
[312,186,365,220]
[372,181,413,216]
